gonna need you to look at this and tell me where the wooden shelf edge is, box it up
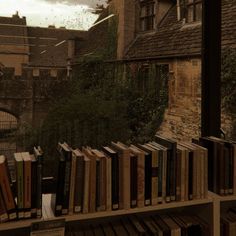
[0,197,213,231]
[208,191,236,202]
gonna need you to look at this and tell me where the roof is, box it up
[125,0,236,60]
[27,27,87,67]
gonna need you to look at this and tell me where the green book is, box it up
[14,153,24,219]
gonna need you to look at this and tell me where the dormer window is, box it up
[140,0,155,31]
[180,0,202,23]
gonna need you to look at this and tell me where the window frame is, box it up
[180,0,202,23]
[139,0,156,32]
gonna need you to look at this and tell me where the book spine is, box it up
[68,154,77,215]
[16,159,24,219]
[0,188,8,223]
[122,150,131,210]
[188,152,193,200]
[224,147,230,195]
[162,150,167,203]
[175,150,181,202]
[145,153,152,205]
[51,158,65,216]
[0,161,17,220]
[24,158,32,218]
[96,159,101,211]
[151,151,158,205]
[180,150,186,202]
[165,150,171,202]
[112,155,119,210]
[31,159,38,218]
[228,146,233,194]
[157,150,163,203]
[83,160,90,214]
[130,155,137,208]
[62,154,71,215]
[170,147,177,201]
[100,158,106,211]
[89,157,96,213]
[106,157,112,211]
[74,157,84,213]
[137,153,145,208]
[36,155,43,218]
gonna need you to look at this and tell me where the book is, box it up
[111,142,131,210]
[0,187,8,223]
[0,155,17,220]
[129,145,145,208]
[155,135,177,202]
[135,144,152,206]
[33,146,44,218]
[21,152,32,218]
[30,154,38,218]
[68,148,77,215]
[82,155,90,214]
[82,147,97,213]
[59,143,72,215]
[140,144,159,205]
[102,146,119,210]
[130,152,138,208]
[73,149,84,213]
[148,142,168,203]
[51,144,66,216]
[14,152,24,219]
[92,149,108,211]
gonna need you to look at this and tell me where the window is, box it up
[180,0,202,23]
[140,0,155,31]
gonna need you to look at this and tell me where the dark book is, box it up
[141,216,163,235]
[92,224,104,236]
[51,144,66,216]
[21,152,32,219]
[30,154,38,218]
[152,215,171,236]
[73,149,84,214]
[121,217,139,236]
[135,144,152,206]
[34,146,44,218]
[130,153,138,208]
[60,143,72,215]
[148,142,168,203]
[111,220,129,236]
[102,223,116,236]
[102,146,119,210]
[0,155,17,220]
[199,137,218,193]
[129,215,146,235]
[0,187,8,223]
[154,135,177,202]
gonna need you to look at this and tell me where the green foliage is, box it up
[221,47,236,138]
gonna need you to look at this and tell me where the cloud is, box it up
[42,0,107,7]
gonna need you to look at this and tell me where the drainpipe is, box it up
[177,0,181,21]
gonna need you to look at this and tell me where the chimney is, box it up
[110,0,136,60]
[12,11,20,18]
[48,25,56,29]
[68,39,76,59]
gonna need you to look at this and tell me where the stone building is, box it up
[108,0,236,140]
[0,12,86,77]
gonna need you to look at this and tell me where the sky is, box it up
[0,0,106,30]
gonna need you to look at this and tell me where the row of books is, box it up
[221,207,236,236]
[51,135,208,216]
[195,136,236,195]
[0,147,43,223]
[66,213,209,236]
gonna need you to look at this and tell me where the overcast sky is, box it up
[0,0,106,30]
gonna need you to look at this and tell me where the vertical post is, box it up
[201,0,222,137]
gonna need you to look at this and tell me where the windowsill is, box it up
[181,20,202,30]
[137,29,156,36]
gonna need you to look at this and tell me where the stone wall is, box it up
[158,57,234,140]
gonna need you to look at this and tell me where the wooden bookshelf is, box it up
[0,194,214,232]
